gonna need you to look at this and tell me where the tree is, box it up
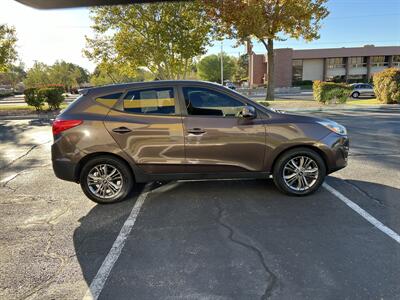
[84,2,213,80]
[0,63,26,87]
[197,53,237,83]
[203,0,329,99]
[0,24,18,72]
[235,53,248,82]
[24,60,89,90]
[90,63,154,86]
[24,61,51,88]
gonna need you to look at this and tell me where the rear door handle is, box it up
[187,128,206,135]
[112,126,132,134]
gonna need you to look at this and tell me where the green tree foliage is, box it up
[373,68,400,104]
[84,2,213,80]
[24,61,50,88]
[24,60,89,90]
[0,24,18,72]
[197,53,237,83]
[203,0,329,99]
[90,62,154,86]
[235,53,248,82]
[0,63,26,87]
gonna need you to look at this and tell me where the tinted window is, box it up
[123,88,175,115]
[183,87,245,117]
[95,93,122,107]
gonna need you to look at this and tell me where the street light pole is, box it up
[220,41,224,85]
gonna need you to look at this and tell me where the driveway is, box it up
[1,108,399,299]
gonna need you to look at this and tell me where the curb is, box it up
[273,104,400,113]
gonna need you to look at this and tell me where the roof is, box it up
[291,46,400,59]
[79,80,223,95]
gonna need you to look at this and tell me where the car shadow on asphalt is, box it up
[72,178,400,299]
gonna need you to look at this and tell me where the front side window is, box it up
[123,87,175,115]
[182,87,245,117]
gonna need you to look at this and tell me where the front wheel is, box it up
[273,148,326,196]
[351,91,360,98]
[80,155,134,204]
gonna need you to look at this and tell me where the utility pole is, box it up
[220,41,224,85]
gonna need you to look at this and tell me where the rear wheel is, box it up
[80,155,134,204]
[351,91,360,98]
[273,148,326,196]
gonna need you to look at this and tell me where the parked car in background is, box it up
[224,81,237,90]
[350,83,375,98]
[52,80,349,204]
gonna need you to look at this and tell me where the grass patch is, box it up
[347,98,381,105]
[0,103,69,111]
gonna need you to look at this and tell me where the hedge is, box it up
[24,88,45,111]
[38,87,65,110]
[24,87,65,111]
[373,68,400,104]
[313,81,352,104]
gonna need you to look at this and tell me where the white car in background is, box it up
[350,83,375,98]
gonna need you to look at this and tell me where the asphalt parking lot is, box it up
[1,108,399,299]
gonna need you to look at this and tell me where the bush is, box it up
[313,81,352,104]
[24,88,45,111]
[373,68,400,104]
[38,87,65,110]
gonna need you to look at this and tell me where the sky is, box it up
[1,0,399,72]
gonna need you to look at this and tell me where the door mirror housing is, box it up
[240,105,257,119]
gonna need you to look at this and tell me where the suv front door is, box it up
[179,85,266,173]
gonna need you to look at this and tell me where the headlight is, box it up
[318,120,347,135]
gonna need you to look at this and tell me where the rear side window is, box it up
[123,88,175,115]
[95,93,122,107]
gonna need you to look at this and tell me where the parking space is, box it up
[1,108,400,299]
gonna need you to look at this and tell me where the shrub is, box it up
[313,81,352,104]
[373,68,400,104]
[24,88,45,111]
[38,87,65,110]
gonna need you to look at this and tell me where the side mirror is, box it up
[240,105,257,119]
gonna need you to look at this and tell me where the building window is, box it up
[349,57,367,68]
[292,59,303,83]
[371,56,389,67]
[393,55,400,67]
[327,58,345,69]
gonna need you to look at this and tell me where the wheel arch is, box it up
[270,145,328,175]
[75,152,136,183]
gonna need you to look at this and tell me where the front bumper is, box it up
[320,133,349,173]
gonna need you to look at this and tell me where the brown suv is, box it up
[51,80,349,203]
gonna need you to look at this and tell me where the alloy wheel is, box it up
[87,164,123,199]
[283,156,319,192]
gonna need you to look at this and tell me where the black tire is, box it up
[351,91,360,98]
[273,148,326,196]
[79,155,134,204]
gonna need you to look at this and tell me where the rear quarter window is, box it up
[95,93,123,107]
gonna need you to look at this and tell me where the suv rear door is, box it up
[179,84,266,173]
[104,84,185,174]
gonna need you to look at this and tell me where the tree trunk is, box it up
[265,38,274,100]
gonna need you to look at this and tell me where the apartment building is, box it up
[249,45,400,88]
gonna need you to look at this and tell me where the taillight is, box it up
[52,119,83,135]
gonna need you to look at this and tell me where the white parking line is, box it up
[323,183,400,244]
[82,183,152,300]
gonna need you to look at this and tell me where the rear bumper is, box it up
[51,142,78,182]
[52,158,77,182]
[321,133,349,173]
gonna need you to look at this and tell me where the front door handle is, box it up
[187,128,206,135]
[112,126,132,134]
